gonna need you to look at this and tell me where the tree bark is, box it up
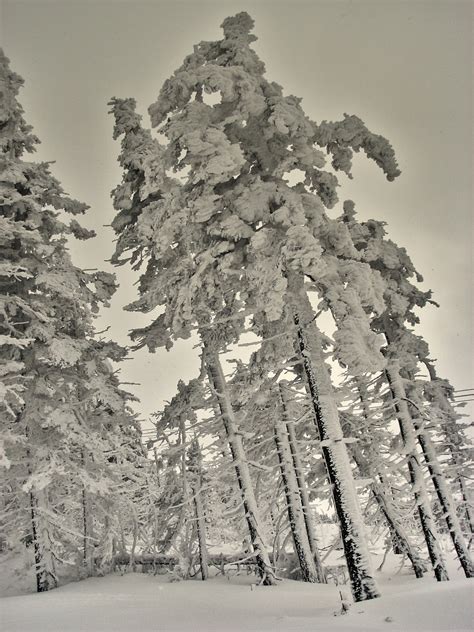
[422,365,474,548]
[458,476,474,547]
[25,436,56,593]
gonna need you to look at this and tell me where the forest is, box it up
[0,8,472,630]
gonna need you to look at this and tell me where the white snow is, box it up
[1,570,472,631]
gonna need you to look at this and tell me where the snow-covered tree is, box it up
[0,49,150,592]
[339,376,427,578]
[342,201,473,578]
[108,11,410,600]
[421,363,474,543]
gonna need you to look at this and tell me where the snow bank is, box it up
[1,572,472,631]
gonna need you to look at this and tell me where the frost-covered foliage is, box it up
[339,375,429,578]
[108,13,400,365]
[341,201,473,578]
[0,49,153,592]
[107,11,407,601]
[107,10,472,599]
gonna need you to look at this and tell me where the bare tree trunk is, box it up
[289,280,380,602]
[280,383,326,583]
[385,362,449,581]
[153,446,161,487]
[274,385,318,582]
[179,416,192,575]
[194,489,209,581]
[203,341,277,586]
[29,491,46,593]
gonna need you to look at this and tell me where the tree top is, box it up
[221,12,257,42]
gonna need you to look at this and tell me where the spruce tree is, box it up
[342,201,473,579]
[108,12,410,601]
[0,49,149,591]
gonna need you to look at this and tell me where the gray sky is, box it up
[1,0,472,422]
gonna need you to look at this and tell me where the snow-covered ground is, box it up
[1,568,472,631]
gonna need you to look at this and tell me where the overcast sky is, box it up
[1,0,472,422]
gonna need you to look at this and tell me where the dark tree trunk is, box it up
[406,394,474,578]
[289,283,379,601]
[350,446,426,578]
[385,363,449,582]
[29,490,57,593]
[25,438,56,593]
[355,379,414,560]
[280,383,326,582]
[274,386,318,582]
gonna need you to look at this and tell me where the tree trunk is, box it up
[30,491,45,593]
[280,383,326,583]
[153,446,161,487]
[380,480,404,556]
[81,452,94,577]
[129,511,138,572]
[189,439,209,581]
[385,362,449,581]
[350,445,426,578]
[25,439,56,593]
[458,476,474,546]
[405,391,474,577]
[289,281,380,602]
[422,366,474,547]
[355,379,406,558]
[203,341,277,585]
[274,385,319,582]
[29,489,57,592]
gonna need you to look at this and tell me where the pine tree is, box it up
[340,377,427,578]
[108,12,410,600]
[342,201,473,579]
[421,363,474,544]
[273,382,320,583]
[0,48,149,591]
[403,370,473,577]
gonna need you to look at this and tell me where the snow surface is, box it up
[1,570,472,632]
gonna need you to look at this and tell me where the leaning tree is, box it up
[108,12,413,601]
[341,202,472,578]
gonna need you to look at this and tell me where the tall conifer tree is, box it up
[108,12,409,600]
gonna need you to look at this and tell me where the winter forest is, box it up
[1,3,473,631]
